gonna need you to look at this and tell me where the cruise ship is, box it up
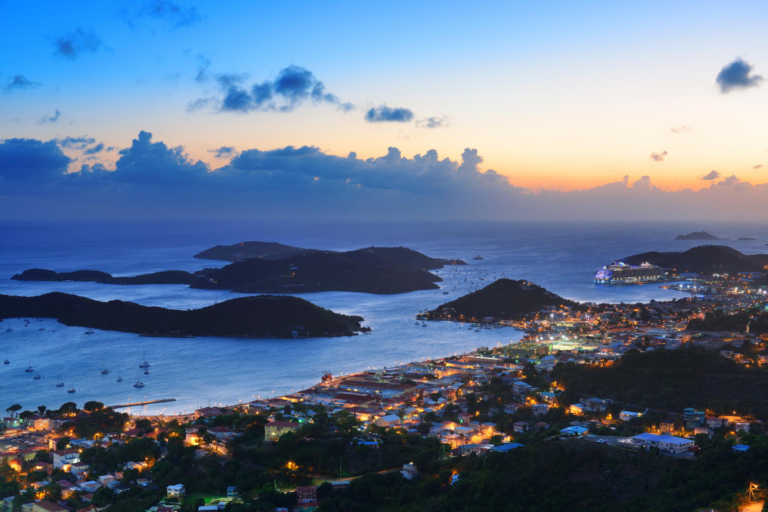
[594,261,665,284]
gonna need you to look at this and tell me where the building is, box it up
[683,408,705,428]
[296,486,318,511]
[52,448,80,470]
[167,484,185,498]
[560,426,589,437]
[265,421,301,441]
[30,501,67,512]
[374,414,402,428]
[619,408,646,422]
[400,462,418,480]
[505,342,549,360]
[632,433,694,454]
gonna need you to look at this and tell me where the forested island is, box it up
[622,245,768,275]
[423,278,578,322]
[194,241,313,262]
[0,292,364,338]
[675,231,724,240]
[13,245,466,295]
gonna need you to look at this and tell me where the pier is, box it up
[107,398,176,409]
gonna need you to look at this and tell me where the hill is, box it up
[194,241,312,262]
[192,249,448,294]
[675,231,724,240]
[622,245,768,275]
[0,292,363,338]
[12,269,198,285]
[424,278,579,321]
[552,348,768,418]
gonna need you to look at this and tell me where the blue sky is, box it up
[1,1,768,220]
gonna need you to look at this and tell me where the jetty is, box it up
[107,398,176,409]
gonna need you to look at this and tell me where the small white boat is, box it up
[133,381,145,388]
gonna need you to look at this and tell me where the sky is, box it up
[1,0,768,221]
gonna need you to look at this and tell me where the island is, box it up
[422,278,578,322]
[14,245,467,295]
[194,241,314,262]
[0,292,364,338]
[12,269,198,285]
[738,237,756,241]
[622,245,768,275]
[675,231,724,240]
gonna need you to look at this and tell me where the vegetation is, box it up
[687,307,768,334]
[11,269,198,285]
[194,241,314,262]
[622,245,768,275]
[0,292,364,338]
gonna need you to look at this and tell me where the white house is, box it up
[167,484,185,498]
[632,433,693,454]
[374,414,402,427]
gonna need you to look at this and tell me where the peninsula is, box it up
[622,245,768,275]
[0,292,364,338]
[12,269,198,285]
[423,278,578,322]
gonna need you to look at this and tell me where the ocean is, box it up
[0,220,766,415]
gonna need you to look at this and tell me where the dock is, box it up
[107,398,177,409]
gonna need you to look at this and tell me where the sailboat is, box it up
[133,371,145,388]
[139,350,150,369]
[85,321,94,335]
[55,375,64,387]
[117,370,123,382]
[25,357,34,373]
[33,373,42,380]
[101,363,110,375]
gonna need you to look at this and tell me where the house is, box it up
[560,426,589,437]
[296,486,318,511]
[79,482,101,493]
[52,448,80,469]
[30,501,67,512]
[619,408,647,422]
[683,408,705,428]
[70,462,90,476]
[632,433,694,454]
[400,462,418,480]
[732,444,751,453]
[265,421,301,441]
[513,421,528,433]
[374,414,402,428]
[227,487,237,498]
[194,407,222,419]
[659,417,676,434]
[504,403,523,415]
[167,484,185,498]
[534,422,550,431]
[492,443,523,452]
[531,404,549,416]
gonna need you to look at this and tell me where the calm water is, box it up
[1,220,766,415]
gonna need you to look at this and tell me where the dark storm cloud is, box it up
[0,138,71,181]
[649,151,667,162]
[51,27,104,60]
[54,136,97,149]
[364,105,414,123]
[37,110,61,124]
[700,170,720,180]
[138,0,202,29]
[3,75,41,93]
[193,64,354,114]
[209,146,236,158]
[716,58,763,93]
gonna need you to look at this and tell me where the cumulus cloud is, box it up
[700,170,721,180]
[37,110,61,124]
[138,0,201,29]
[416,116,450,128]
[649,151,668,162]
[0,138,71,181]
[3,75,41,93]
[209,146,236,158]
[191,64,354,114]
[51,27,104,60]
[84,143,105,155]
[669,124,690,134]
[716,57,763,93]
[365,105,414,123]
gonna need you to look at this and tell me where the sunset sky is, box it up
[2,1,768,220]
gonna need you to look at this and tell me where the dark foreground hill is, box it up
[552,348,768,418]
[622,245,768,275]
[424,278,579,321]
[0,292,363,338]
[12,269,198,285]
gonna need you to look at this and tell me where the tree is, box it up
[37,406,47,416]
[6,405,21,417]
[84,401,104,413]
[56,437,71,451]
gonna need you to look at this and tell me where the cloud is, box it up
[209,146,236,158]
[51,27,104,60]
[37,110,61,124]
[194,54,211,83]
[54,136,96,149]
[3,75,41,93]
[138,0,201,29]
[416,116,450,128]
[716,57,763,93]
[753,164,763,169]
[700,170,720,180]
[84,143,105,155]
[0,138,71,181]
[649,151,668,162]
[669,124,690,134]
[365,105,414,123]
[109,130,209,184]
[192,64,353,114]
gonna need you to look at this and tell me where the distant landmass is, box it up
[194,241,314,262]
[12,269,198,285]
[675,231,724,240]
[738,237,756,241]
[192,247,465,294]
[423,278,578,322]
[622,245,768,275]
[14,245,466,295]
[0,292,363,338]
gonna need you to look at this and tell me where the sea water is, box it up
[0,220,765,414]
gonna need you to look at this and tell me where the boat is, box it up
[594,261,665,285]
[473,255,484,260]
[5,328,11,332]
[139,350,150,368]
[442,291,449,295]
[3,359,8,364]
[101,363,110,375]
[67,386,76,393]
[56,381,64,387]
[133,381,145,388]
[33,374,42,380]
[117,376,124,382]
[25,357,34,373]
[144,369,150,375]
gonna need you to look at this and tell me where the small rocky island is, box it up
[14,244,466,295]
[675,231,725,240]
[622,245,768,275]
[423,278,578,322]
[0,292,364,338]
